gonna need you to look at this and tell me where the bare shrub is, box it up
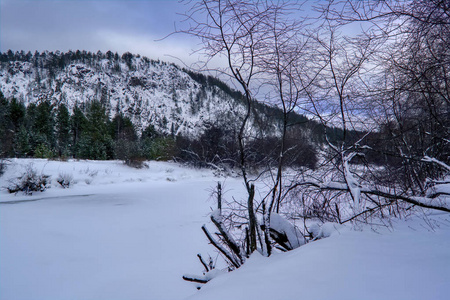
[7,165,51,195]
[56,172,74,188]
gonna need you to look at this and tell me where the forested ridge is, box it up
[0,50,327,167]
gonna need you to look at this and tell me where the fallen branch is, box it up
[182,275,209,284]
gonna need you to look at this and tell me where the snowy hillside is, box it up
[0,51,284,137]
[1,159,449,300]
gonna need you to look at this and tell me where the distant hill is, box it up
[0,50,343,166]
[0,50,318,139]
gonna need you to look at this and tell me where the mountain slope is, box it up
[0,50,286,138]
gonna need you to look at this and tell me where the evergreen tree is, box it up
[9,98,25,132]
[140,124,175,160]
[122,52,134,70]
[0,92,13,156]
[34,100,55,156]
[141,124,158,141]
[140,124,158,160]
[77,100,113,160]
[55,104,71,157]
[8,98,27,156]
[24,103,38,157]
[15,125,32,157]
[70,105,87,158]
[110,114,138,160]
[6,50,14,61]
[110,114,136,141]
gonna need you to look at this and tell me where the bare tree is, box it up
[292,0,450,222]
[180,0,450,283]
[178,1,324,273]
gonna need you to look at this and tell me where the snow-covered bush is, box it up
[7,165,51,195]
[56,172,74,188]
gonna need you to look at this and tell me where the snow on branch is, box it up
[422,156,450,172]
[210,210,246,265]
[201,225,241,269]
[293,180,450,214]
[343,151,362,211]
[182,274,209,284]
[267,213,305,250]
[182,269,225,285]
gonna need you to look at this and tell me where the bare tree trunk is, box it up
[247,183,257,253]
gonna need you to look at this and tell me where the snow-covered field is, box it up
[1,159,449,300]
[0,159,246,300]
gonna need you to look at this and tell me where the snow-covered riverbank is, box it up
[1,159,449,300]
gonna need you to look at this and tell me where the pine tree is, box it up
[9,98,26,132]
[77,100,113,160]
[24,103,38,157]
[70,105,86,157]
[140,124,158,160]
[55,104,71,157]
[15,125,31,157]
[110,114,138,160]
[34,100,55,155]
[0,92,13,156]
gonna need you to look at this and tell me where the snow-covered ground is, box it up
[0,159,246,300]
[1,159,449,300]
[189,217,450,300]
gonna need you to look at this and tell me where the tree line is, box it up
[0,91,175,163]
[0,90,320,169]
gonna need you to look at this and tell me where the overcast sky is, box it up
[0,0,203,65]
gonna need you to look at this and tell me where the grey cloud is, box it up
[0,0,195,64]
